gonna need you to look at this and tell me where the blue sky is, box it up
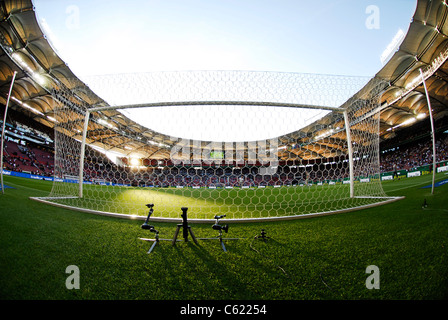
[32,0,418,143]
[34,0,417,77]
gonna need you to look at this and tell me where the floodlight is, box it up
[416,113,426,119]
[130,157,140,167]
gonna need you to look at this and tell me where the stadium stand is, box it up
[380,116,448,173]
[2,105,447,186]
[1,108,54,177]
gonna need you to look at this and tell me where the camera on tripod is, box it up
[139,205,242,254]
[212,214,229,233]
[141,203,157,233]
[139,204,173,254]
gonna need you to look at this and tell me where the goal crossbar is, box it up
[88,101,344,113]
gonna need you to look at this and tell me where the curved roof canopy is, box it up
[1,0,448,161]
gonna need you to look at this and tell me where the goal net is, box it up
[33,71,400,221]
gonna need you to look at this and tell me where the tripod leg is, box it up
[172,225,181,246]
[220,238,227,252]
[183,225,189,242]
[188,227,199,245]
[147,240,158,254]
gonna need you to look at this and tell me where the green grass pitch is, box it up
[42,179,396,220]
[0,173,447,301]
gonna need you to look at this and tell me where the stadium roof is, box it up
[1,0,448,161]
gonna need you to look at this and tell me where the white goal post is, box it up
[32,71,403,221]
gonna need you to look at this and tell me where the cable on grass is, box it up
[249,232,289,278]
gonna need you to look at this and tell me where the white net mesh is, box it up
[35,71,395,221]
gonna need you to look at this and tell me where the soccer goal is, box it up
[31,71,402,222]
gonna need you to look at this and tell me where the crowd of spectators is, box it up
[82,160,351,188]
[3,117,448,186]
[380,135,448,173]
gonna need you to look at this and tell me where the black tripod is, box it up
[199,215,240,252]
[172,207,199,245]
[254,229,269,242]
[139,204,171,254]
